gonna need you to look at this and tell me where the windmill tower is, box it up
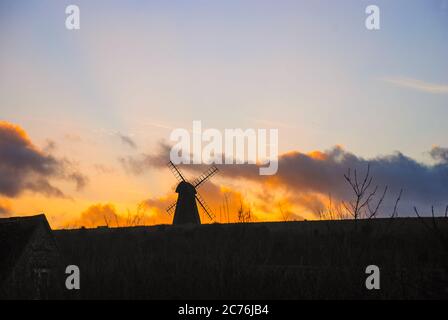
[166,161,218,225]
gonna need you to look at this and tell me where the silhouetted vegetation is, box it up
[55,218,448,299]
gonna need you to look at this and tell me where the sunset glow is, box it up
[1,1,447,228]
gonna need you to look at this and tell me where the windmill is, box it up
[166,161,218,225]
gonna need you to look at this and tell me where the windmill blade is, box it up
[167,161,187,182]
[192,166,218,189]
[195,192,215,221]
[166,201,177,215]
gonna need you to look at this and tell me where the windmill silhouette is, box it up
[166,161,218,225]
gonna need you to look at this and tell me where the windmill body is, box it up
[166,161,218,225]
[173,181,200,225]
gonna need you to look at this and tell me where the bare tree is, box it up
[342,164,388,220]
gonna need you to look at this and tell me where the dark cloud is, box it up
[119,141,170,174]
[0,121,88,198]
[430,146,448,163]
[43,139,57,153]
[128,141,448,216]
[25,178,66,198]
[118,133,137,149]
[67,172,88,191]
[219,146,448,215]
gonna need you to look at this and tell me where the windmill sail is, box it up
[192,166,218,189]
[168,161,187,182]
[195,192,214,220]
[166,201,177,215]
[166,161,218,224]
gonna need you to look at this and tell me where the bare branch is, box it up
[414,206,432,231]
[431,206,438,231]
[414,206,420,218]
[367,186,388,219]
[391,189,403,218]
[354,169,359,194]
[359,185,378,212]
[341,200,355,218]
[342,163,388,220]
[360,164,371,193]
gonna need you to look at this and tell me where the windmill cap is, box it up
[175,181,197,194]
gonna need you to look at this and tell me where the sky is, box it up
[1,0,447,228]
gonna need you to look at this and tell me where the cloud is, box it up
[119,141,170,175]
[128,141,448,217]
[430,146,448,163]
[139,181,252,223]
[382,76,448,94]
[138,194,177,224]
[68,172,88,191]
[224,146,448,215]
[0,198,12,215]
[0,206,9,215]
[43,139,57,153]
[118,133,137,149]
[66,203,158,228]
[0,121,88,198]
[25,178,66,198]
[69,203,125,228]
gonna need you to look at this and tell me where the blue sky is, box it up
[1,0,447,160]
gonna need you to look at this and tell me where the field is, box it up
[54,218,448,299]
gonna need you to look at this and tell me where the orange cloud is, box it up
[307,150,327,160]
[64,203,159,229]
[0,197,12,215]
[0,121,31,144]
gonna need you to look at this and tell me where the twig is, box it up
[391,189,403,218]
